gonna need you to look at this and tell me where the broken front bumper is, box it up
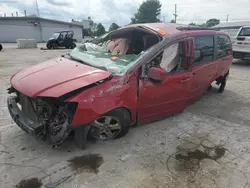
[7,96,44,137]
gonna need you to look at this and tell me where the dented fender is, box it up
[67,75,138,126]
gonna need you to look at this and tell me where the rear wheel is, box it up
[70,43,76,49]
[218,80,226,93]
[218,72,229,93]
[52,43,58,49]
[0,44,2,51]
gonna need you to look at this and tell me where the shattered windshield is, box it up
[67,27,162,74]
[68,41,143,75]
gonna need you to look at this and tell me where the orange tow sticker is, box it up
[111,56,118,60]
[158,29,167,36]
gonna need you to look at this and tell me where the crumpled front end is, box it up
[7,87,78,147]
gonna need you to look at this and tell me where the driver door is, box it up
[137,39,194,124]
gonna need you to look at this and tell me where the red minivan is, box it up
[7,23,232,149]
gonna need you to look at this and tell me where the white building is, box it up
[0,16,83,42]
[71,19,91,29]
[213,21,250,37]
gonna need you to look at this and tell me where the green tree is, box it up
[95,23,106,36]
[131,0,162,24]
[200,23,207,27]
[206,18,220,27]
[170,19,176,23]
[109,23,120,32]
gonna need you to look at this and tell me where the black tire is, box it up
[52,43,58,49]
[218,71,229,93]
[0,44,2,51]
[74,125,90,149]
[218,81,226,93]
[46,43,52,49]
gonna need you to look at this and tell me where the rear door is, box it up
[215,34,232,77]
[190,35,217,101]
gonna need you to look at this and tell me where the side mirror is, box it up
[147,67,166,81]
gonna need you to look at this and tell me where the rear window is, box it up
[216,35,231,58]
[194,35,214,65]
[238,28,250,36]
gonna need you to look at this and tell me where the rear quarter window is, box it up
[194,35,214,65]
[216,35,231,59]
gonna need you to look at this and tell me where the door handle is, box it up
[180,78,190,83]
[192,72,196,76]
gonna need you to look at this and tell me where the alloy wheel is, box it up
[90,116,122,140]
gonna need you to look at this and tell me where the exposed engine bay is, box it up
[8,88,77,147]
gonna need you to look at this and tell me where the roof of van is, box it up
[213,21,250,29]
[125,23,224,37]
[124,23,187,35]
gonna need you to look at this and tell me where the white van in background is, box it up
[232,26,250,60]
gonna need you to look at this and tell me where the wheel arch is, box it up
[71,104,135,127]
[104,106,132,123]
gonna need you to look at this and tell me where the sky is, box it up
[0,0,250,29]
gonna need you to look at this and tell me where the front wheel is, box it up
[46,43,52,49]
[0,44,2,51]
[89,108,130,140]
[52,43,58,49]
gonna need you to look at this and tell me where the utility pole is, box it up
[24,10,27,17]
[16,11,18,17]
[35,0,40,17]
[163,16,166,22]
[173,4,178,23]
[226,14,229,23]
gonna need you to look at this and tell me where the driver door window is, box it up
[145,40,192,75]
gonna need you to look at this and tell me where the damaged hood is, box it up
[11,57,111,97]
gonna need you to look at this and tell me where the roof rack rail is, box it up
[176,26,220,31]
